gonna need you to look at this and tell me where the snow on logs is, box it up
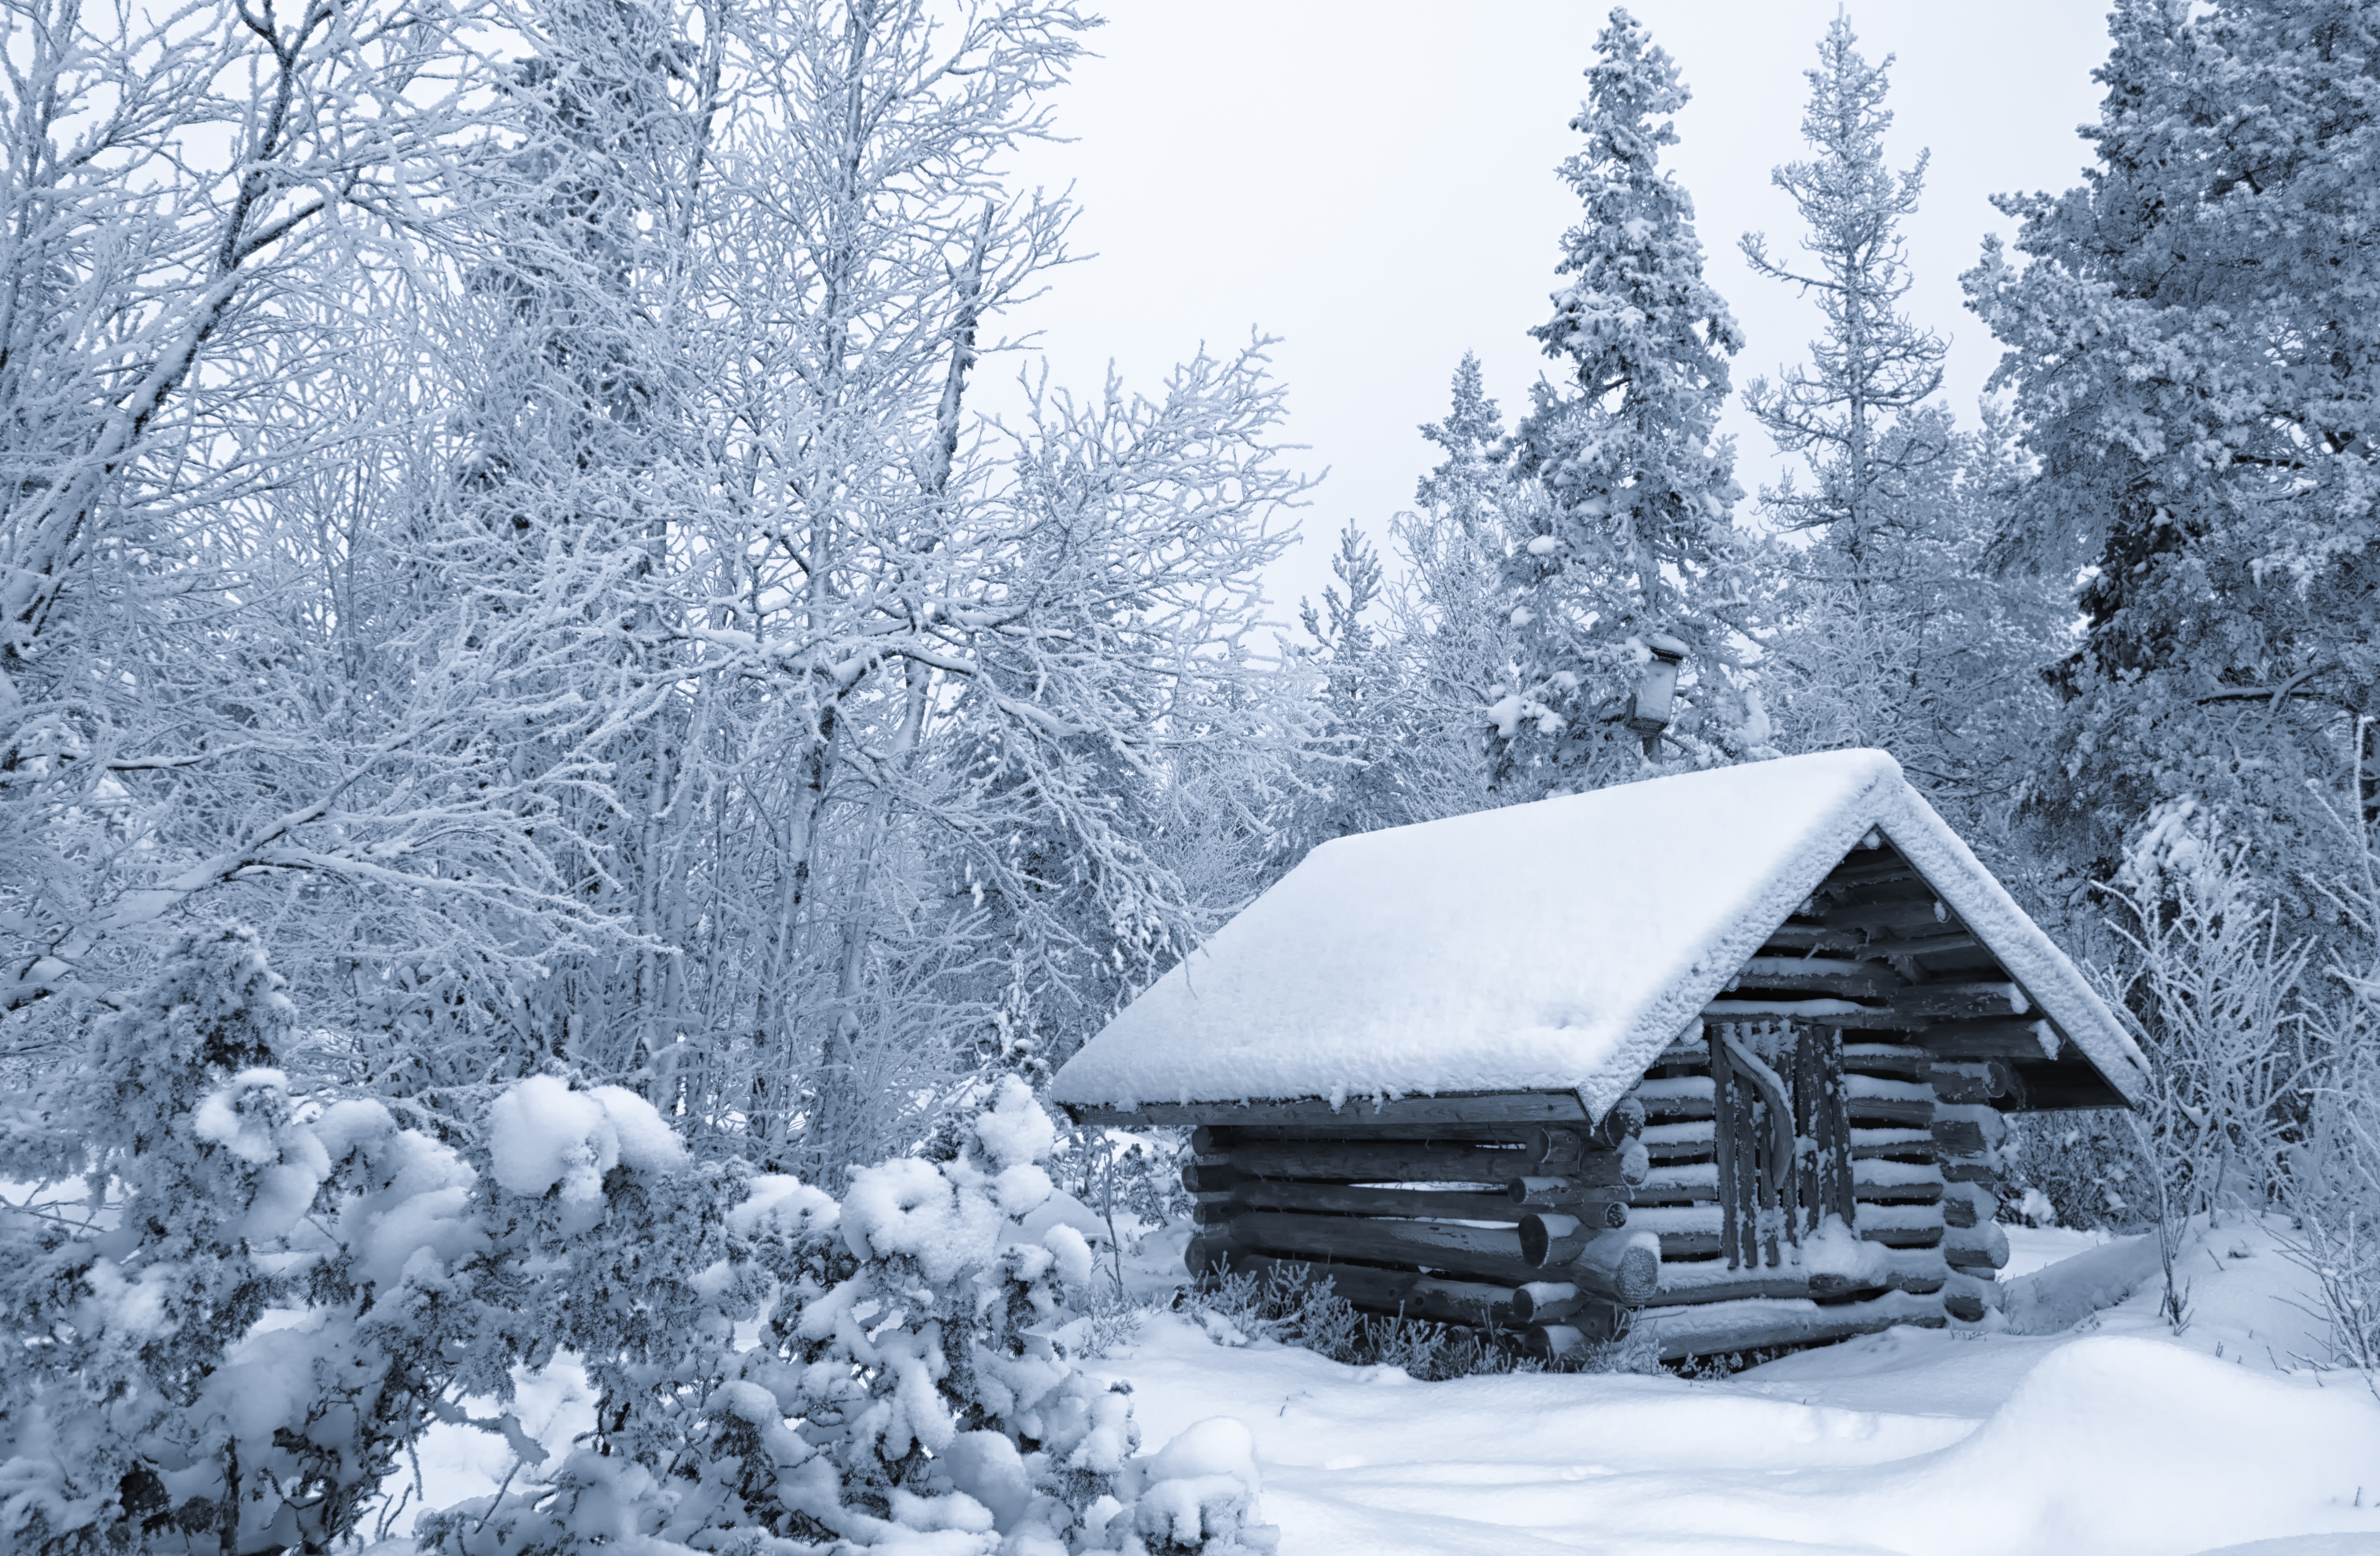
[1727,857,2100,1080]
[1185,1092,1998,1342]
[1634,1072,1936,1130]
[1069,1090,1597,1131]
[1932,1100,2011,1321]
[1190,1131,1640,1188]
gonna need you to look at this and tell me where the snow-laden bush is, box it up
[2274,811,2380,1377]
[416,1075,1275,1555]
[0,928,490,1552]
[2094,835,2327,1328]
[2,931,1268,1555]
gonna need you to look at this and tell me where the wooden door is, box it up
[1709,1020,1856,1270]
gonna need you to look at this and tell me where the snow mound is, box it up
[1095,1254,2379,1556]
[486,1075,687,1202]
[1900,1337,2380,1554]
[1801,1213,1890,1283]
[483,1076,688,1236]
[725,1173,840,1241]
[840,1155,1006,1286]
[2002,1232,2163,1335]
[1120,1417,1277,1554]
[2190,1539,2380,1555]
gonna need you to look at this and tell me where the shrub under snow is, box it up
[0,928,492,1552]
[0,933,1267,1556]
[421,1074,1273,1555]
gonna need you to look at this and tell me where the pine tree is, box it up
[1280,520,1407,853]
[1739,13,1949,559]
[1757,405,2062,842]
[1379,357,1529,820]
[1416,354,1512,538]
[1743,16,2059,840]
[1966,0,2380,893]
[1496,7,1763,797]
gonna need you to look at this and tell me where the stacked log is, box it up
[1929,1083,2013,1321]
[1717,839,2040,1332]
[1099,833,2109,1364]
[1187,1045,1995,1352]
[1185,1107,1656,1351]
[1838,1060,1947,1259]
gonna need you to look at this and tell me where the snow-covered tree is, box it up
[1495,7,1763,797]
[1755,406,2063,847]
[1964,0,2380,893]
[1739,14,1948,559]
[1267,521,1411,859]
[0,0,523,1039]
[1373,358,1527,824]
[3,0,1315,1181]
[1739,17,2063,851]
[1275,357,1538,865]
[429,0,1308,1177]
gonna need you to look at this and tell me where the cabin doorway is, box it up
[1708,1020,1856,1269]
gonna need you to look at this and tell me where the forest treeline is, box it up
[5,0,2380,1550]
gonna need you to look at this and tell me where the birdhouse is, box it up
[1623,632,1690,751]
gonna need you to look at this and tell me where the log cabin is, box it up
[1048,749,2146,1362]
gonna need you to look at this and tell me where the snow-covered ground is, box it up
[1088,1217,2380,1556]
[383,1215,2380,1554]
[1998,1222,2114,1279]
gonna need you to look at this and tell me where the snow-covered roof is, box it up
[1052,750,2146,1121]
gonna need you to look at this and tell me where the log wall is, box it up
[1184,1108,1660,1329]
[1180,1048,2009,1358]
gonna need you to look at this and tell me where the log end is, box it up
[1576,1228,1662,1306]
[1185,1230,1231,1279]
[1593,1097,1648,1150]
[1610,1245,1659,1305]
[1512,1280,1579,1324]
[1519,1212,1582,1267]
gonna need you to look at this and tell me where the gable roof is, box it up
[1051,749,2146,1121]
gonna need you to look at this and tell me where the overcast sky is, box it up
[987,0,2116,621]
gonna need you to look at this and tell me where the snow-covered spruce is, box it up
[417,1075,1275,1555]
[1494,6,1765,795]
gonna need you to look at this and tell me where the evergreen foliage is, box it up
[2,933,1267,1553]
[1495,7,1766,797]
[1740,20,2061,845]
[1966,0,2380,890]
[1,929,490,1551]
[1739,15,1949,557]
